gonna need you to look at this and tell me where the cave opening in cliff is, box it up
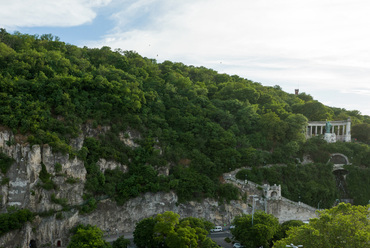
[30,239,37,248]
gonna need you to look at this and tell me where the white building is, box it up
[306,118,351,143]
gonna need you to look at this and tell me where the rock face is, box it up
[119,129,141,148]
[0,129,317,248]
[97,158,128,173]
[0,132,86,213]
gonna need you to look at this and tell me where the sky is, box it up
[1,0,370,116]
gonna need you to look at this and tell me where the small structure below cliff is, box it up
[224,171,317,223]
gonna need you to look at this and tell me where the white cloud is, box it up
[0,0,111,28]
[2,0,370,114]
[93,1,370,63]
[84,0,370,115]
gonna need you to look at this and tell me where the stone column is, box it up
[345,118,351,142]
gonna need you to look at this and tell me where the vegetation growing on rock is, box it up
[0,28,369,214]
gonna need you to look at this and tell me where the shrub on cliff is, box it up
[0,152,14,174]
[0,209,34,236]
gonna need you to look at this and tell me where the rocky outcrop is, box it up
[119,129,141,148]
[0,129,318,247]
[0,126,247,247]
[0,130,86,213]
[97,158,128,173]
[0,191,246,248]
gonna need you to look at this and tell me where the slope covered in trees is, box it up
[0,29,369,209]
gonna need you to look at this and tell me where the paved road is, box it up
[210,230,234,247]
[104,230,234,248]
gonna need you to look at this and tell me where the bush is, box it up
[55,212,63,220]
[80,197,97,214]
[55,163,62,173]
[0,152,14,174]
[1,177,9,185]
[51,193,68,207]
[0,209,34,235]
[218,183,239,203]
[39,163,57,190]
[112,235,130,248]
[65,177,79,184]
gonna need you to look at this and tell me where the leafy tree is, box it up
[134,212,218,248]
[170,166,217,203]
[352,123,370,144]
[345,165,370,205]
[217,183,239,203]
[179,217,214,233]
[292,100,333,121]
[284,113,308,142]
[112,235,130,248]
[231,211,280,248]
[154,211,180,245]
[297,92,313,102]
[273,220,304,241]
[0,152,14,174]
[0,209,34,235]
[273,203,370,248]
[1,29,370,210]
[67,224,111,248]
[258,112,287,149]
[133,217,160,248]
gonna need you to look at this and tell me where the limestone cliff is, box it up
[0,129,316,248]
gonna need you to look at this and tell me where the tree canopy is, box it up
[67,224,111,248]
[273,203,370,248]
[134,211,218,248]
[231,211,280,248]
[0,29,369,211]
[112,235,130,248]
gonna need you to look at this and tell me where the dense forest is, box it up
[0,29,369,213]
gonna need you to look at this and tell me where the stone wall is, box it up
[225,169,317,223]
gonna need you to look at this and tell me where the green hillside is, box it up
[0,29,369,209]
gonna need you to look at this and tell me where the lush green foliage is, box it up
[50,193,68,208]
[273,220,304,241]
[67,224,111,248]
[301,136,370,167]
[134,211,218,248]
[273,203,370,248]
[345,165,370,205]
[1,29,370,207]
[236,163,338,208]
[112,235,130,248]
[179,217,214,232]
[0,152,14,174]
[133,217,160,248]
[231,211,280,248]
[38,162,57,190]
[352,123,370,144]
[0,209,34,236]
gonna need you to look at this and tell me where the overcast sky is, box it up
[2,0,370,116]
